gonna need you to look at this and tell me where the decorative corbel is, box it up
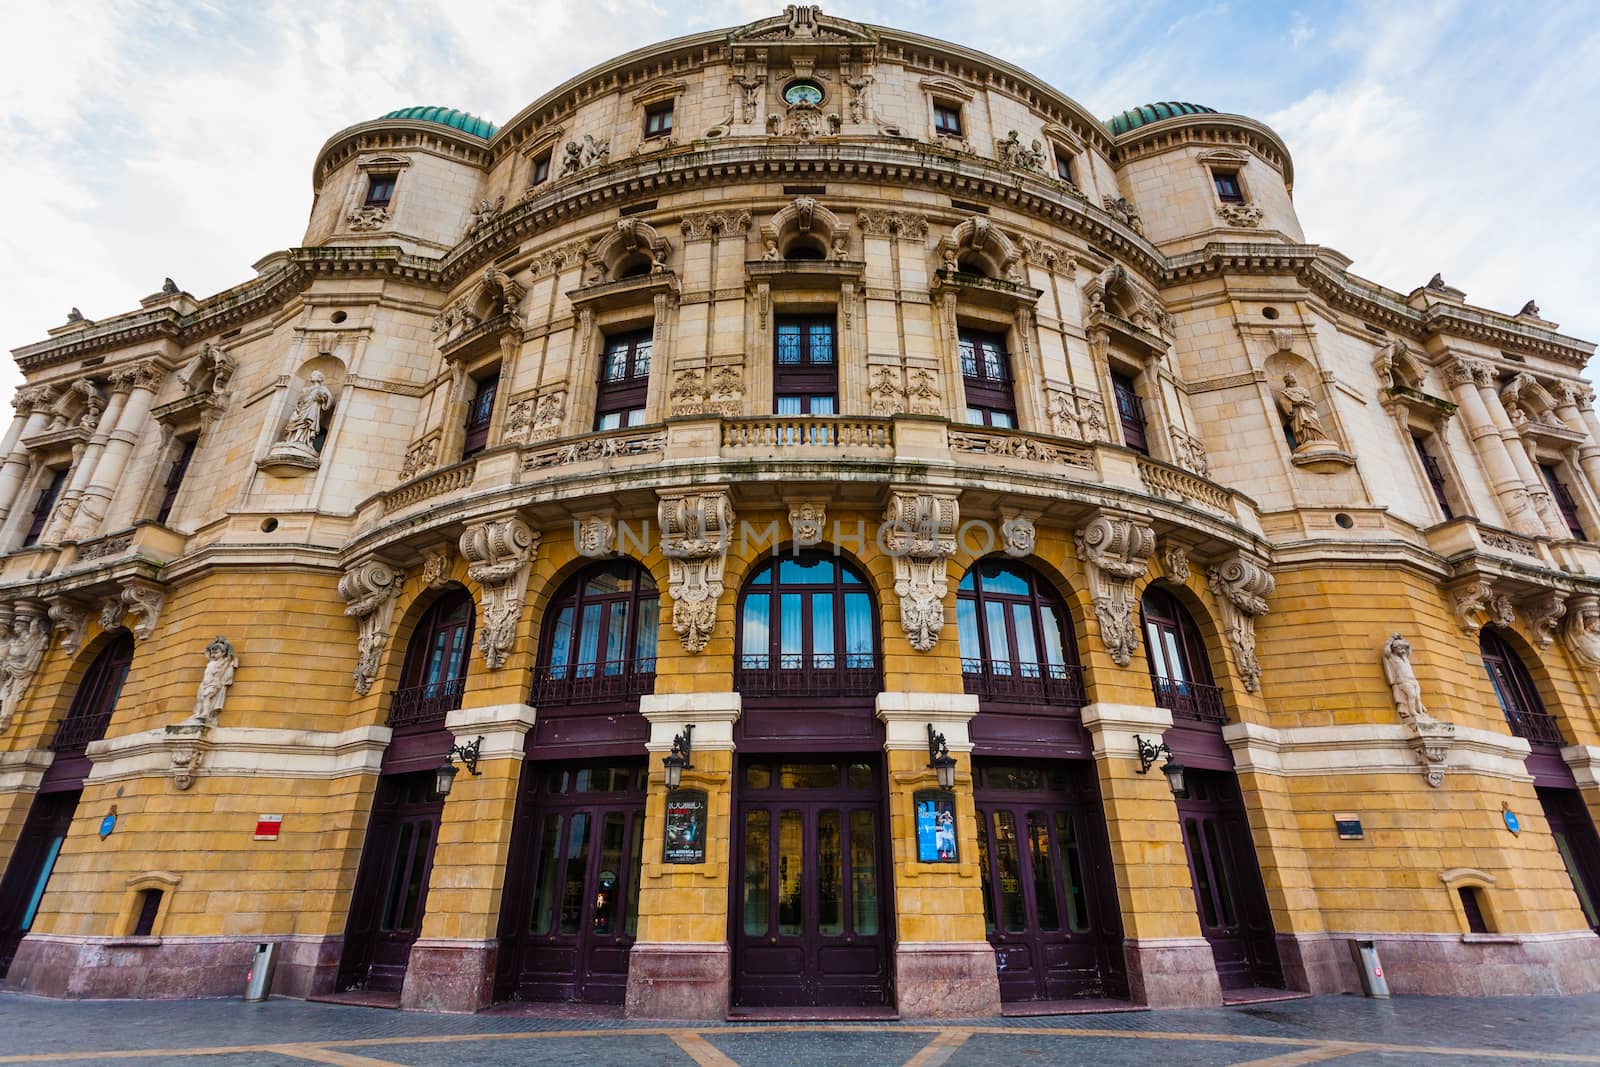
[788,501,827,548]
[574,514,618,559]
[998,510,1036,558]
[458,515,538,670]
[165,722,208,791]
[1161,543,1191,583]
[1205,554,1275,694]
[47,597,92,657]
[338,557,406,696]
[659,489,734,653]
[1449,579,1515,635]
[1563,593,1600,670]
[1523,590,1568,650]
[97,577,166,640]
[883,489,959,652]
[0,603,50,732]
[419,544,454,589]
[1074,512,1155,666]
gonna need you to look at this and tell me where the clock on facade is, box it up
[784,80,824,106]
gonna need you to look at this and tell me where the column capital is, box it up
[1080,701,1174,761]
[876,690,979,752]
[640,691,741,752]
[444,702,537,761]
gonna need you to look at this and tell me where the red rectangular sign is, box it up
[254,815,283,841]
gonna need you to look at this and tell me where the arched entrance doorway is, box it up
[337,587,473,996]
[958,559,1127,1003]
[1481,629,1600,931]
[731,551,890,1008]
[0,631,133,978]
[1140,586,1281,991]
[494,559,655,1004]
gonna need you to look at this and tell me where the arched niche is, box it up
[936,216,1020,281]
[587,218,672,281]
[760,196,850,260]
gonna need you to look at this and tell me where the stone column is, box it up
[41,390,127,544]
[876,691,1001,1018]
[399,701,537,1013]
[1558,385,1600,505]
[1446,357,1540,536]
[66,363,164,541]
[1478,373,1564,538]
[0,391,54,523]
[625,691,741,1019]
[1081,701,1222,1008]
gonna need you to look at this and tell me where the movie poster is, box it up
[915,791,958,863]
[662,788,708,864]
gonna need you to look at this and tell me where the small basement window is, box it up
[132,889,163,937]
[1458,886,1490,933]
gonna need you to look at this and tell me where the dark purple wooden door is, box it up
[733,759,889,1007]
[0,789,80,979]
[973,761,1126,1002]
[338,771,443,993]
[1175,770,1280,990]
[496,761,646,1004]
[1537,786,1600,932]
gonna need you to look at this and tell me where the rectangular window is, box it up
[132,889,163,937]
[644,103,674,138]
[1458,886,1490,934]
[933,102,963,136]
[1212,169,1244,204]
[462,370,500,458]
[529,151,551,186]
[22,467,68,548]
[959,328,1016,428]
[1541,463,1587,540]
[155,437,196,525]
[1412,434,1454,519]
[595,329,652,430]
[365,173,397,207]
[1055,150,1075,185]
[774,315,838,414]
[1111,371,1149,455]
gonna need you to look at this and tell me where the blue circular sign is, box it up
[99,812,117,839]
[1503,808,1520,835]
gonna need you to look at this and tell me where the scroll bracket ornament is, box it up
[459,515,538,670]
[1381,633,1455,788]
[98,577,166,641]
[1449,579,1516,635]
[660,489,734,654]
[1074,512,1155,666]
[47,597,91,658]
[883,490,959,652]
[339,557,406,696]
[1205,554,1274,694]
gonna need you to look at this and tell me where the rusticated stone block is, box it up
[1123,937,1223,1008]
[398,940,495,1013]
[892,940,1001,1018]
[624,941,730,1019]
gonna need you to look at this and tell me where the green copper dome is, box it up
[378,106,498,140]
[1105,101,1217,135]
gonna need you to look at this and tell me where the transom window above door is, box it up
[774,315,837,415]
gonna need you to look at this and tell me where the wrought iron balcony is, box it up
[961,659,1087,707]
[387,678,466,728]
[1150,676,1227,725]
[49,711,113,752]
[736,653,881,699]
[1504,707,1566,746]
[531,661,656,707]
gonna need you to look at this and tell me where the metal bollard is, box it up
[243,942,279,1002]
[1347,938,1389,998]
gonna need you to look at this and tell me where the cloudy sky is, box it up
[2,0,1596,405]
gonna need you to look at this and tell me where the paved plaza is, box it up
[0,993,1597,1066]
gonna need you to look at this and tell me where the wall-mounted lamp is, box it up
[927,724,957,790]
[663,724,694,789]
[1134,733,1187,798]
[434,735,484,798]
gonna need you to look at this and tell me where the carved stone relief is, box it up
[855,209,928,239]
[660,489,734,654]
[680,210,753,239]
[999,513,1036,558]
[883,490,959,652]
[1563,594,1600,669]
[420,545,454,590]
[1074,512,1155,666]
[1162,544,1191,583]
[400,436,438,481]
[339,558,405,696]
[1524,591,1568,650]
[1045,388,1108,442]
[98,578,166,641]
[347,206,390,232]
[869,367,905,416]
[1206,554,1274,694]
[0,605,50,732]
[1217,203,1264,228]
[788,502,827,548]
[47,598,91,657]
[183,636,240,727]
[459,515,538,670]
[1450,580,1516,635]
[576,515,618,558]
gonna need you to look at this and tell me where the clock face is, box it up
[784,81,824,106]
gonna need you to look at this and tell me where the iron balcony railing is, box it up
[531,660,656,706]
[49,711,112,752]
[736,653,881,699]
[1150,675,1227,725]
[961,659,1087,707]
[1505,707,1566,746]
[387,677,467,728]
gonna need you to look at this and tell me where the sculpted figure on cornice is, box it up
[0,606,50,732]
[561,134,610,177]
[183,636,240,727]
[1101,195,1143,235]
[467,195,505,235]
[996,130,1046,173]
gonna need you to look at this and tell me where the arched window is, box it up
[389,588,474,728]
[1140,586,1224,724]
[957,560,1083,706]
[532,559,658,705]
[1480,630,1563,744]
[737,552,878,698]
[50,632,134,752]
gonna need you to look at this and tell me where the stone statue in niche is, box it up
[1381,633,1431,723]
[184,636,239,727]
[1276,373,1332,447]
[278,372,333,455]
